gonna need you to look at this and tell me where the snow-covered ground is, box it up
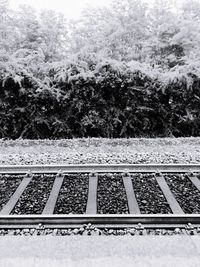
[0,138,200,165]
[0,236,199,267]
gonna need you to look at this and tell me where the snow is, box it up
[0,236,199,267]
[1,256,199,267]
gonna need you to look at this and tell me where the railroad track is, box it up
[0,164,200,232]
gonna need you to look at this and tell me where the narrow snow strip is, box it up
[123,175,140,214]
[0,175,32,215]
[155,175,184,214]
[0,256,200,267]
[42,174,64,214]
[86,173,98,214]
[0,236,199,267]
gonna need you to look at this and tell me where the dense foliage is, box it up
[1,0,200,139]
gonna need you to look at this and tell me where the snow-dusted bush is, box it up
[1,0,200,138]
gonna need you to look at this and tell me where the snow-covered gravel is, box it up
[54,174,89,214]
[132,174,172,214]
[1,138,200,165]
[97,174,129,214]
[165,174,200,214]
[0,175,23,211]
[11,175,55,214]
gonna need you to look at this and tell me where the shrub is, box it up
[1,55,200,139]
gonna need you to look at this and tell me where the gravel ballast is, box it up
[165,174,200,214]
[11,175,55,214]
[54,174,89,214]
[97,174,129,214]
[0,223,198,236]
[0,175,23,211]
[1,138,200,165]
[132,174,172,214]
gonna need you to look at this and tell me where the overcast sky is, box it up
[9,0,113,19]
[9,0,184,19]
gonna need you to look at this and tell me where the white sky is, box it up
[9,0,185,19]
[9,0,113,19]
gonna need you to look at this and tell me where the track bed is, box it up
[0,164,200,232]
[54,174,89,214]
[11,175,55,215]
[0,169,200,216]
[165,174,200,214]
[97,174,129,214]
[0,175,23,211]
[132,174,172,214]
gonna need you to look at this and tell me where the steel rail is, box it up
[1,164,200,174]
[0,214,200,229]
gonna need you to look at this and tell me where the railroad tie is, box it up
[43,171,64,214]
[155,173,184,214]
[122,172,140,214]
[86,171,98,214]
[0,171,33,215]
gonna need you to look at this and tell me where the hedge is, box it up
[0,58,200,139]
